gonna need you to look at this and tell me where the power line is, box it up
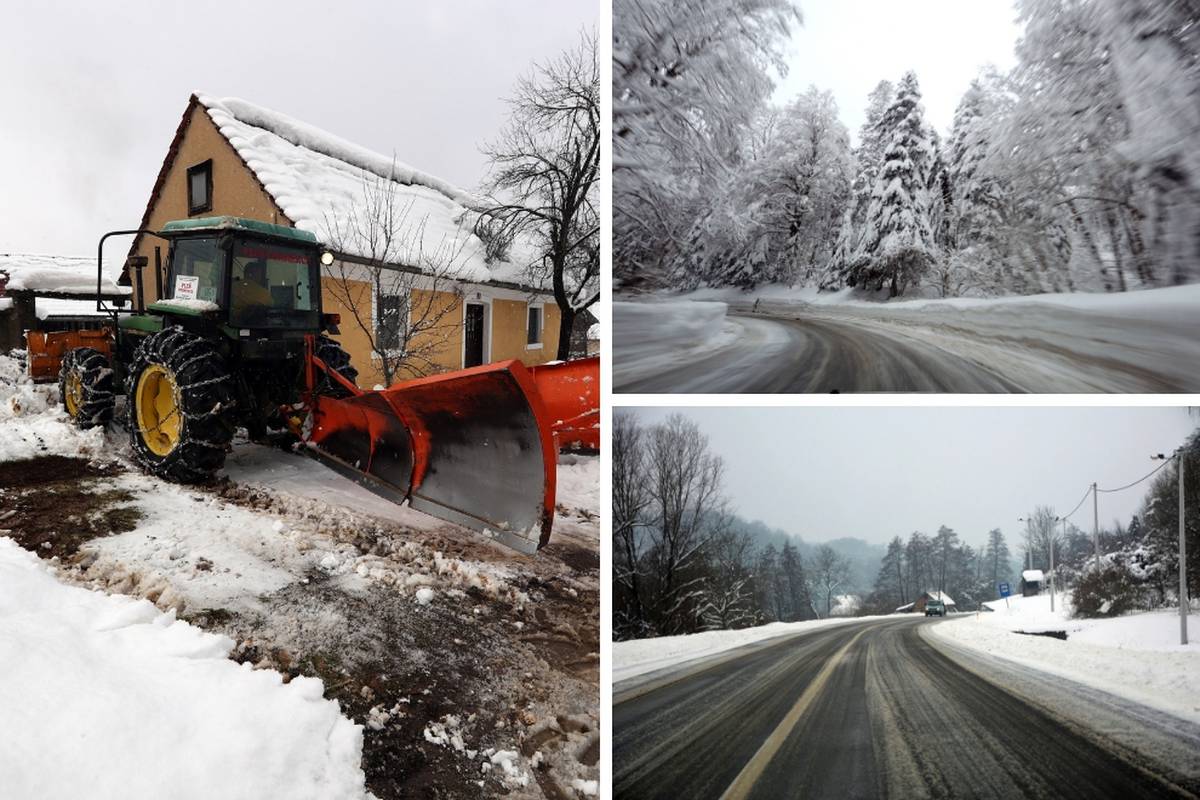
[1096,456,1173,494]
[1059,485,1093,521]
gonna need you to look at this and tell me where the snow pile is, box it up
[0,253,129,297]
[0,537,370,800]
[556,453,600,515]
[153,298,220,313]
[196,94,537,286]
[0,354,107,462]
[932,593,1200,723]
[614,615,895,684]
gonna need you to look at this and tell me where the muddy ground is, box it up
[0,454,599,799]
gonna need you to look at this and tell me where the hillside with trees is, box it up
[615,0,1200,298]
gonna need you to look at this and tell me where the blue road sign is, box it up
[998,583,1011,598]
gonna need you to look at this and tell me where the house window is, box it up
[376,292,408,353]
[526,304,543,348]
[187,160,213,215]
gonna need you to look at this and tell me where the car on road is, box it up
[925,600,946,617]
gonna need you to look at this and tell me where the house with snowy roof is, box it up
[122,93,565,386]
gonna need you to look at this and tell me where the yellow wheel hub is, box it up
[136,364,182,457]
[64,372,83,418]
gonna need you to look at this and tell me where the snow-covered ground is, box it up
[612,299,741,386]
[0,353,600,798]
[930,593,1200,724]
[615,284,1200,392]
[614,614,895,685]
[0,537,369,800]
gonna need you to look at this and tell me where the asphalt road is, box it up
[613,618,1200,799]
[616,314,1022,393]
[613,300,1200,393]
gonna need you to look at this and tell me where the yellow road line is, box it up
[719,627,870,800]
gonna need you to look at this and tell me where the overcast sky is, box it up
[0,0,594,257]
[628,407,1196,548]
[773,0,1022,141]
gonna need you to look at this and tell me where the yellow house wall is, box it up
[490,299,560,365]
[132,103,286,305]
[408,288,464,376]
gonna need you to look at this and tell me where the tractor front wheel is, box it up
[59,347,115,428]
[126,327,236,483]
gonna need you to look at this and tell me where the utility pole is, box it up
[1051,518,1060,613]
[1179,453,1188,646]
[1152,450,1188,646]
[1092,482,1100,574]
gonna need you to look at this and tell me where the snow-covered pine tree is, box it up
[855,71,938,297]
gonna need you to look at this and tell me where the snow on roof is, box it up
[195,94,537,287]
[0,254,129,297]
[1023,569,1045,582]
[895,602,916,613]
[923,590,956,605]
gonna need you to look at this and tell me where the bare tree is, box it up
[613,411,652,638]
[644,413,730,634]
[810,544,851,618]
[699,528,757,630]
[323,169,471,384]
[478,31,599,361]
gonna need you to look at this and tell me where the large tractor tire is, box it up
[126,327,236,483]
[59,347,115,428]
[316,335,358,397]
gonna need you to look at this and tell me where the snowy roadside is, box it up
[0,537,370,800]
[929,594,1200,725]
[0,354,600,799]
[614,614,896,685]
[612,299,739,385]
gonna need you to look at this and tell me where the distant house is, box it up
[1021,569,1044,597]
[122,93,569,387]
[896,590,957,614]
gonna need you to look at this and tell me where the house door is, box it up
[464,303,485,368]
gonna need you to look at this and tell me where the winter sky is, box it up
[774,0,1023,141]
[627,407,1197,549]
[0,0,595,257]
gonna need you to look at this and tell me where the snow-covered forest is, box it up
[614,0,1200,298]
[613,410,1200,641]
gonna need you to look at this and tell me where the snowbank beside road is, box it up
[614,615,895,684]
[613,300,737,385]
[0,537,370,800]
[930,594,1200,723]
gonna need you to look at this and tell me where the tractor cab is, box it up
[150,217,329,335]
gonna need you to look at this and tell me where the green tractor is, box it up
[58,216,356,482]
[48,215,570,553]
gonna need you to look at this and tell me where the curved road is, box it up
[613,301,1200,393]
[617,314,1022,393]
[614,617,1200,799]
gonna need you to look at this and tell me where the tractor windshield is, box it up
[170,237,225,305]
[229,240,319,329]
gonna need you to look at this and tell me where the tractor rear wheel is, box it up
[59,347,115,428]
[316,335,358,397]
[126,327,236,483]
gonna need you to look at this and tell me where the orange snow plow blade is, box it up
[301,359,556,554]
[529,357,600,451]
